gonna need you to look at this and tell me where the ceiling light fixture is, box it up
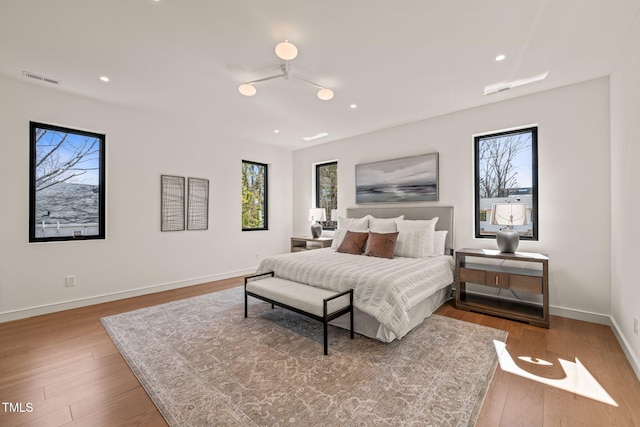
[317,88,334,100]
[238,40,334,101]
[496,54,506,61]
[238,83,256,96]
[275,39,298,61]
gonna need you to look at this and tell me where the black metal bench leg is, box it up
[350,305,354,340]
[244,292,248,318]
[323,321,328,355]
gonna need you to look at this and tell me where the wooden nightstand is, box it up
[455,248,549,328]
[291,236,333,252]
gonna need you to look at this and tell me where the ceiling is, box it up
[1,0,639,150]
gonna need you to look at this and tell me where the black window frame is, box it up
[241,160,268,231]
[29,121,106,243]
[474,126,538,241]
[315,161,338,230]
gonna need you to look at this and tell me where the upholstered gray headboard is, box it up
[345,206,454,251]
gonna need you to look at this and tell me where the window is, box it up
[242,160,268,231]
[29,122,106,242]
[474,126,538,240]
[315,161,338,230]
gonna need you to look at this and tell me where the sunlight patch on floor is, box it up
[493,340,618,407]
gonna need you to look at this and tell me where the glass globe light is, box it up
[275,40,298,61]
[238,84,256,96]
[317,88,334,101]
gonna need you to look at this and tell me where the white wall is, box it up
[0,77,292,321]
[610,11,640,377]
[293,78,611,321]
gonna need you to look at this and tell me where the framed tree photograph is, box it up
[161,175,185,231]
[29,121,106,243]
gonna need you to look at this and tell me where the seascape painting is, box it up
[356,152,439,203]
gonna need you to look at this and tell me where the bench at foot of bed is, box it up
[244,271,354,355]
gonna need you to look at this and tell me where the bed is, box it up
[256,206,455,342]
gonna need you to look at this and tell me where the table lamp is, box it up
[309,208,326,238]
[489,202,527,253]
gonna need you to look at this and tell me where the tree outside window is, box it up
[316,161,337,230]
[474,127,538,240]
[29,122,105,242]
[242,160,268,231]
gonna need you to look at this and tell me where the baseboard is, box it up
[0,268,255,323]
[609,316,640,381]
[549,304,612,325]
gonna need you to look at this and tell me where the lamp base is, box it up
[311,222,323,238]
[496,228,520,253]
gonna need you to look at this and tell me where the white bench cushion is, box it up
[246,277,350,318]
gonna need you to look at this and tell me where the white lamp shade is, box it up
[489,203,528,226]
[317,88,334,100]
[275,40,298,60]
[308,208,326,222]
[238,84,256,96]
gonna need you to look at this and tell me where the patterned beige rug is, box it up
[101,286,507,426]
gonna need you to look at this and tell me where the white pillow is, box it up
[368,215,404,233]
[394,230,428,258]
[337,216,350,229]
[396,217,439,257]
[434,230,448,255]
[337,216,369,231]
[331,228,347,249]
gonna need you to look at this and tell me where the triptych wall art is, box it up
[161,175,209,231]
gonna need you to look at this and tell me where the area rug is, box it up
[101,286,507,426]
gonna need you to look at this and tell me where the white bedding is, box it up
[256,248,454,340]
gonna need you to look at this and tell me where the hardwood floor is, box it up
[436,304,640,427]
[1,277,639,426]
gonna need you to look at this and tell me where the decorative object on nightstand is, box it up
[455,248,549,327]
[490,202,527,253]
[309,208,326,238]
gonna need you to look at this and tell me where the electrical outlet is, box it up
[65,275,75,287]
[634,317,638,336]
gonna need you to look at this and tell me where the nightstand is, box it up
[291,236,333,252]
[455,248,549,328]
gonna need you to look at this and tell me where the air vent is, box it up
[302,132,329,142]
[22,71,61,85]
[483,71,548,96]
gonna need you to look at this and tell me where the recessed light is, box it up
[495,54,506,61]
[100,76,110,82]
[350,104,357,109]
[274,129,280,133]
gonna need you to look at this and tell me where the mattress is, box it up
[256,248,455,341]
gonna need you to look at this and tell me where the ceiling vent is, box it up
[302,132,329,142]
[483,71,548,96]
[22,71,61,85]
